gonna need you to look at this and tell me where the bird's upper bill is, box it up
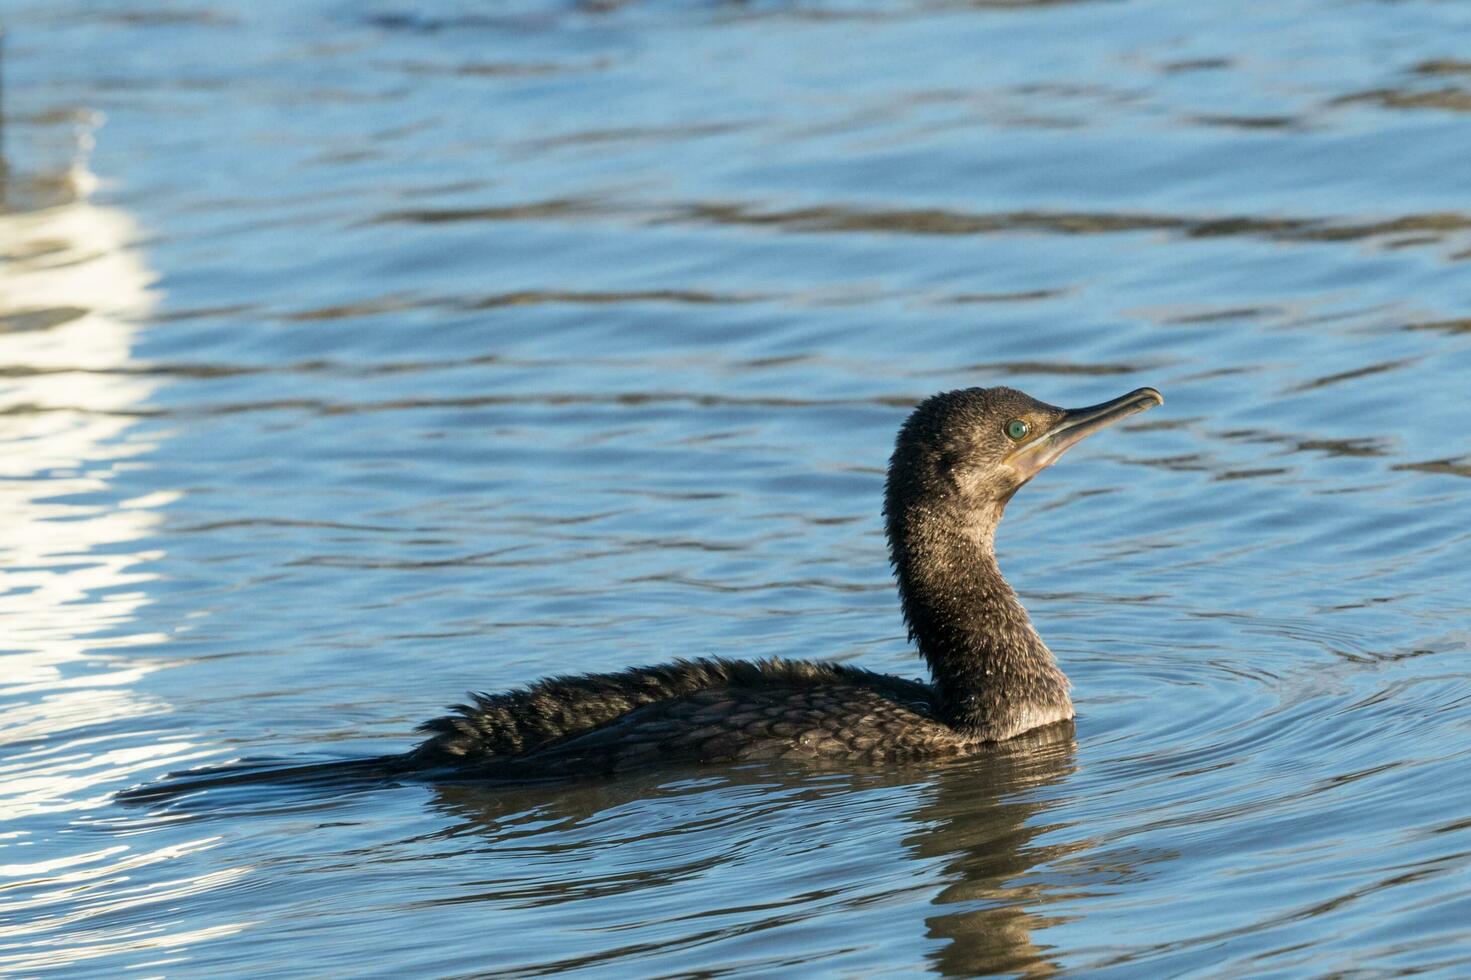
[1003,387,1163,481]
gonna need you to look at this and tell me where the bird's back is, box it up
[408,657,965,778]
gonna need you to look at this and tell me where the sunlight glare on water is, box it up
[2,0,1470,974]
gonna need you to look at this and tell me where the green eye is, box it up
[1006,419,1030,440]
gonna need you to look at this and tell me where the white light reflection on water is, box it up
[0,166,177,770]
[0,147,245,968]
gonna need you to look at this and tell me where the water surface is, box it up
[3,0,1470,974]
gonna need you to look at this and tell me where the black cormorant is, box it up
[405,385,1163,778]
[123,385,1162,797]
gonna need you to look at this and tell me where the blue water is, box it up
[3,0,1470,974]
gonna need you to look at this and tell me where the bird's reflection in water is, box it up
[912,724,1078,977]
[424,723,1081,976]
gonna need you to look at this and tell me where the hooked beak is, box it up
[1005,387,1163,481]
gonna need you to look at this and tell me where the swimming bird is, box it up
[402,385,1162,779]
[123,385,1161,797]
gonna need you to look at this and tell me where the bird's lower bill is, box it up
[1004,387,1163,481]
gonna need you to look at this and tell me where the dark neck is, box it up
[891,510,1072,740]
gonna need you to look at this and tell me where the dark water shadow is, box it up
[419,724,1081,976]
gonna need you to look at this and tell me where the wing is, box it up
[454,682,958,779]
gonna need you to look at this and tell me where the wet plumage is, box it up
[408,658,960,778]
[405,384,1163,775]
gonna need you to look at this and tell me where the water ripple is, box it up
[6,0,1471,973]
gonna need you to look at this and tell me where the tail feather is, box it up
[116,755,409,804]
